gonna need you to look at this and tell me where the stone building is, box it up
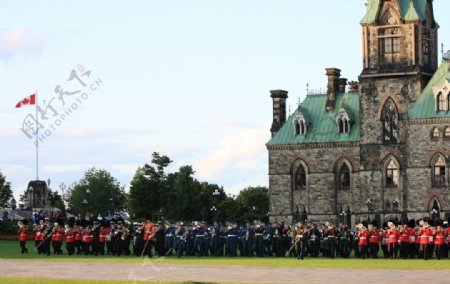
[267,0,450,225]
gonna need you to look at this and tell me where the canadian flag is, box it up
[15,93,36,108]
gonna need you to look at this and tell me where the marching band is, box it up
[17,217,450,260]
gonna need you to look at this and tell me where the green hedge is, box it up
[0,220,18,234]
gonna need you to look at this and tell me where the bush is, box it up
[0,220,18,234]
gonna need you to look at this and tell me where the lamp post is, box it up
[28,186,34,209]
[82,199,88,220]
[59,183,66,210]
[339,206,346,225]
[430,208,439,225]
[210,206,217,222]
[365,198,373,222]
[392,198,399,221]
[10,197,17,210]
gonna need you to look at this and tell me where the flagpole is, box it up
[35,91,39,181]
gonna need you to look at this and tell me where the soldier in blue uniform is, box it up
[194,221,207,256]
[308,223,320,257]
[263,223,273,256]
[174,222,186,257]
[254,223,264,257]
[226,223,238,257]
[243,222,255,257]
[185,224,195,256]
[164,223,175,256]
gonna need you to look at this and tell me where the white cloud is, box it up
[42,164,94,173]
[0,27,44,59]
[193,124,270,180]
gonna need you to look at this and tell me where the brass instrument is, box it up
[121,227,129,240]
[18,221,24,228]
[64,225,71,234]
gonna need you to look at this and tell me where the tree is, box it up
[67,168,125,217]
[128,152,172,219]
[0,171,13,208]
[48,190,64,211]
[235,186,269,224]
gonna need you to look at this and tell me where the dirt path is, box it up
[0,260,447,283]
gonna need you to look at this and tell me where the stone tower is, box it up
[358,0,439,219]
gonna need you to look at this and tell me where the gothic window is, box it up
[337,162,351,190]
[378,27,402,64]
[385,158,399,188]
[432,155,446,187]
[293,115,307,136]
[436,92,446,112]
[293,163,307,190]
[432,127,440,138]
[382,99,399,143]
[447,93,450,111]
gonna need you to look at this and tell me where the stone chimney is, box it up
[348,81,359,93]
[325,68,341,112]
[339,78,348,93]
[270,90,288,137]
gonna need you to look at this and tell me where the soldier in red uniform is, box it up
[433,225,445,260]
[368,224,380,258]
[380,223,389,258]
[65,225,75,255]
[98,225,109,255]
[387,222,399,259]
[142,220,156,257]
[74,225,83,254]
[18,221,28,254]
[419,220,433,260]
[51,224,64,255]
[399,223,410,259]
[33,221,44,254]
[82,226,93,255]
[357,224,369,259]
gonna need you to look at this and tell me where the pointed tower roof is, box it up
[408,59,450,119]
[361,0,427,24]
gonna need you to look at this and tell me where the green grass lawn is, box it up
[1,240,449,270]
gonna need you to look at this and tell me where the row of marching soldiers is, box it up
[291,218,450,260]
[18,217,450,259]
[19,218,134,256]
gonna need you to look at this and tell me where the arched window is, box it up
[432,127,440,138]
[447,93,450,111]
[437,92,446,112]
[382,99,399,143]
[432,155,446,187]
[337,162,351,190]
[385,158,399,187]
[292,161,308,190]
[294,120,301,135]
[445,127,450,138]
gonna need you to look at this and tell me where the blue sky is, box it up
[1,0,449,200]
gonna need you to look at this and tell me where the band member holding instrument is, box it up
[387,222,399,259]
[357,224,369,259]
[34,220,44,254]
[18,221,28,254]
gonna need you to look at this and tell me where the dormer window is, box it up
[432,80,450,112]
[336,110,350,134]
[437,92,446,112]
[293,115,307,136]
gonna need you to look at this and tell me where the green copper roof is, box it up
[408,60,450,119]
[361,0,426,24]
[267,93,360,145]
